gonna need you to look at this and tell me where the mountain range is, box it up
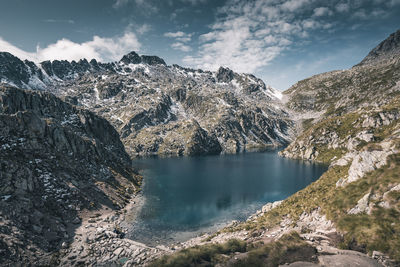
[0,29,399,266]
[1,50,292,158]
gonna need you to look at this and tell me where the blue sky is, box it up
[0,0,399,90]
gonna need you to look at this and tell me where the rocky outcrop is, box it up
[120,51,142,64]
[0,52,47,89]
[119,51,166,65]
[216,67,235,83]
[0,85,140,266]
[336,144,397,187]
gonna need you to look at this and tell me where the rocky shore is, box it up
[58,196,169,266]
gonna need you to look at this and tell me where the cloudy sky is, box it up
[0,0,399,90]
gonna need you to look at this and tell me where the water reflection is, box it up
[129,150,327,245]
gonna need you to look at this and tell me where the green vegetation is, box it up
[328,153,400,261]
[236,152,400,261]
[314,146,345,164]
[149,232,317,267]
[301,118,314,132]
[148,239,246,267]
[237,164,349,231]
[233,232,317,267]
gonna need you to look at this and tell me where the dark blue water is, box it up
[128,150,327,245]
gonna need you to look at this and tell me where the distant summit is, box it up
[359,29,400,65]
[120,51,166,65]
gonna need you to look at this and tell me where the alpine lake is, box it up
[127,149,327,246]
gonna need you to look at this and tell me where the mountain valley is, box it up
[0,29,399,266]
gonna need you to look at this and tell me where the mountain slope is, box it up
[359,29,400,65]
[0,85,141,265]
[0,51,294,157]
[276,29,400,264]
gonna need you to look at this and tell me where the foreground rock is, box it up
[0,85,140,265]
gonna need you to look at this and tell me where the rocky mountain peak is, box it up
[119,51,166,66]
[0,51,44,88]
[216,66,235,83]
[120,51,141,64]
[359,29,400,65]
[141,55,166,65]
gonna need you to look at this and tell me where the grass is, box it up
[240,152,400,261]
[235,164,349,232]
[326,153,400,261]
[301,118,315,132]
[314,146,345,164]
[148,239,246,267]
[148,232,316,267]
[233,232,317,267]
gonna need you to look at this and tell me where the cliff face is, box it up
[0,85,140,265]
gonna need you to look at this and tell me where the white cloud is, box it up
[353,9,367,19]
[0,38,37,61]
[0,32,141,62]
[302,19,320,29]
[171,42,192,52]
[182,0,341,74]
[164,31,187,38]
[370,9,388,17]
[313,7,332,17]
[180,0,207,5]
[335,3,349,12]
[280,0,313,12]
[164,31,193,52]
[113,0,158,14]
[113,0,129,8]
[43,19,75,24]
[388,0,400,6]
[136,24,152,35]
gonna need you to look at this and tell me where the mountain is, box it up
[1,29,399,266]
[275,30,400,264]
[0,85,141,265]
[359,29,400,65]
[0,51,293,157]
[146,30,400,266]
[0,50,294,265]
[281,29,400,162]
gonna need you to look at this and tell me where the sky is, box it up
[0,0,399,90]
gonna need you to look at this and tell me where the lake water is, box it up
[128,150,327,245]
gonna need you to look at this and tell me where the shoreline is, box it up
[59,192,169,266]
[58,183,388,267]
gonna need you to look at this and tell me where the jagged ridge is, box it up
[0,50,292,157]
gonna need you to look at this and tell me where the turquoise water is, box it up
[129,150,327,245]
